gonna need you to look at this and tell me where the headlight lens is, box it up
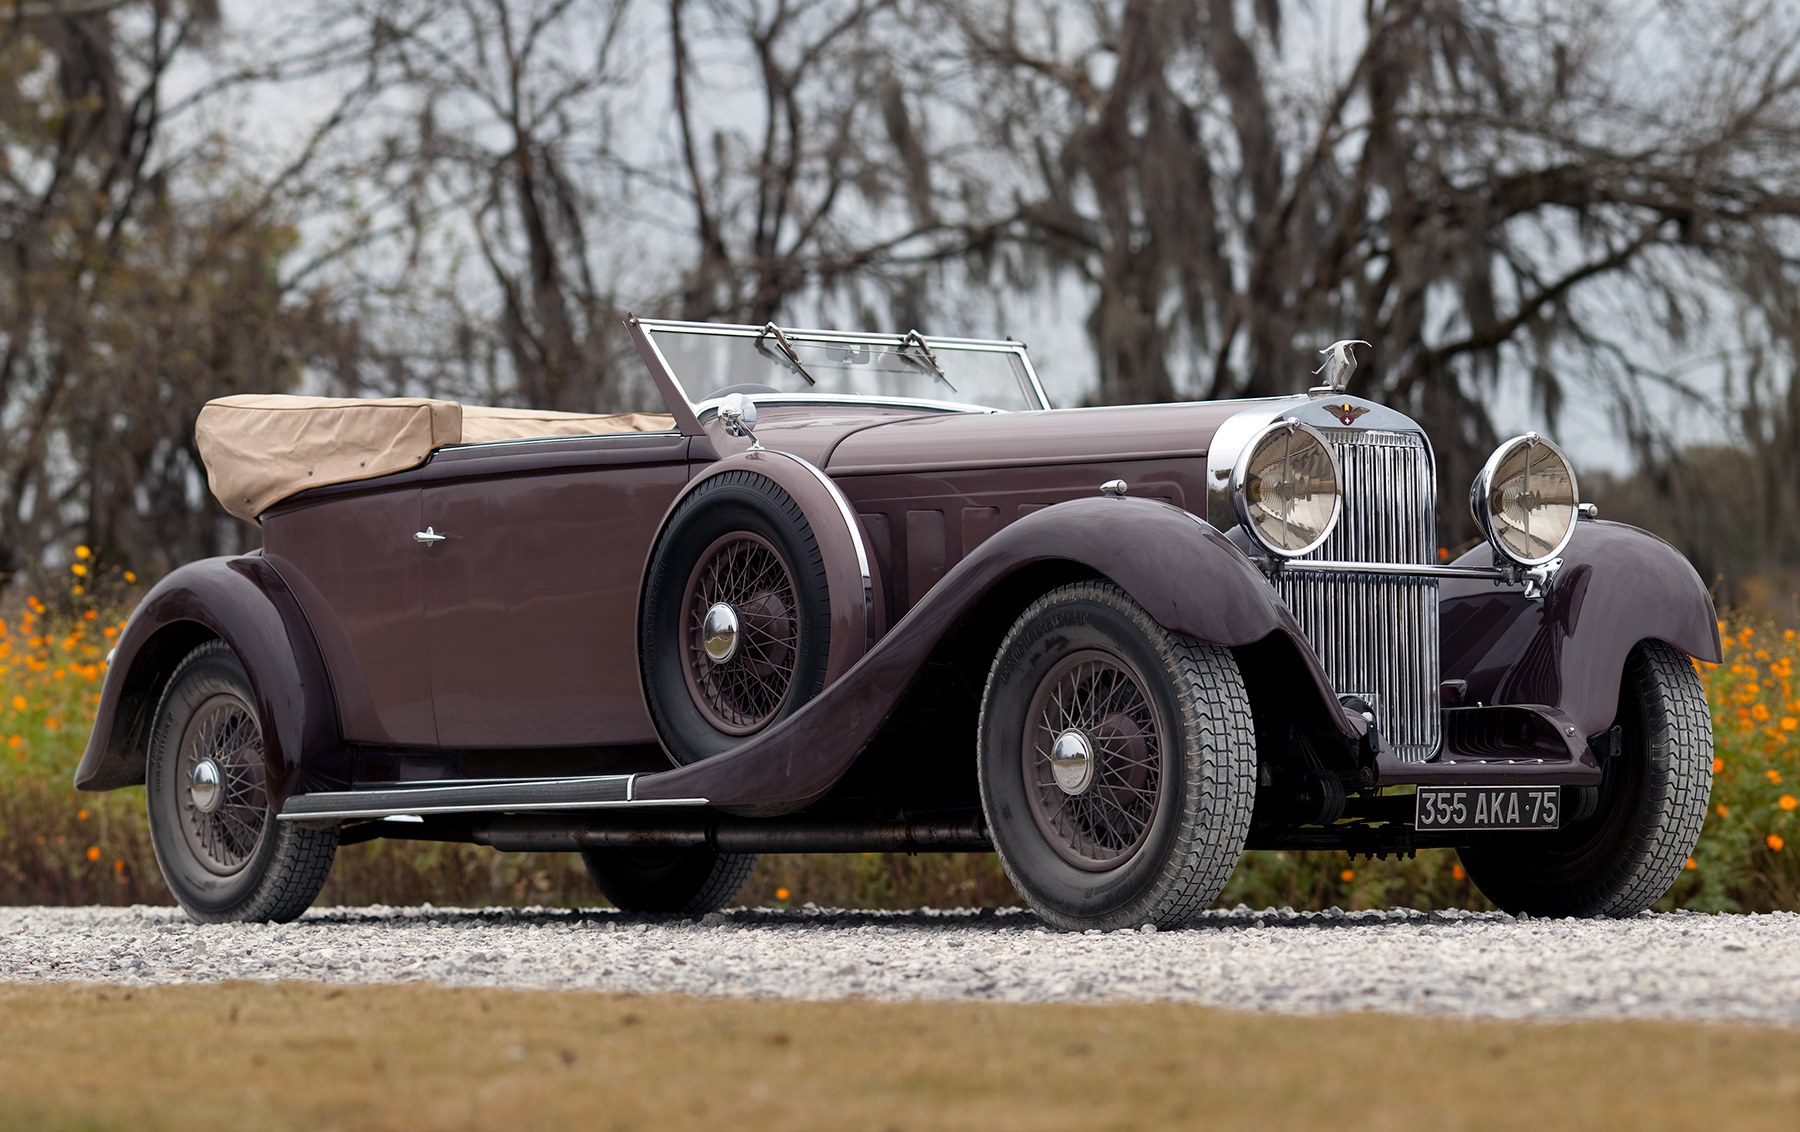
[1231,418,1342,557]
[1470,433,1579,566]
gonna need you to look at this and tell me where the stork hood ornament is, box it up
[1310,339,1371,396]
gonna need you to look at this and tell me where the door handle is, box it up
[414,527,447,545]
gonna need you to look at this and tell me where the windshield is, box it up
[638,320,1048,412]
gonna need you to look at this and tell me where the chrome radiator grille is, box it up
[1272,429,1442,762]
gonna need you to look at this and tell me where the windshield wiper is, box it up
[898,329,958,394]
[754,322,816,386]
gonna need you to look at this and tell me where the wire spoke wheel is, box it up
[146,641,337,923]
[978,581,1255,931]
[176,693,270,876]
[1022,649,1166,870]
[681,531,800,734]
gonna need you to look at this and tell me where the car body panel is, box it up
[74,555,347,802]
[632,495,1354,811]
[263,485,434,746]
[1441,519,1723,737]
[418,433,690,747]
[76,320,1722,853]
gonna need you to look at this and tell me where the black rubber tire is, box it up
[977,581,1256,931]
[1458,641,1713,917]
[640,471,831,763]
[145,641,337,924]
[580,847,759,915]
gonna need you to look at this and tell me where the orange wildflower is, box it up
[74,545,91,559]
[8,695,24,713]
[84,846,100,862]
[1768,834,1786,852]
[1717,804,1731,819]
[774,887,791,901]
[1684,858,1697,870]
[69,563,87,578]
[1713,757,1725,774]
[1752,703,1771,723]
[1767,769,1783,786]
[1339,868,1356,883]
[1451,864,1467,880]
[1779,795,1798,812]
[1782,717,1798,732]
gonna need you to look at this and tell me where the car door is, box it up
[418,432,691,748]
[262,484,438,747]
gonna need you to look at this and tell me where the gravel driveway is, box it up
[4,904,1797,1026]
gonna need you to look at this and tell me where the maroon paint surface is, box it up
[75,555,347,803]
[80,375,1722,813]
[1441,519,1722,736]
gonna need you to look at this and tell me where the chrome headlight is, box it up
[1230,418,1342,557]
[1470,433,1579,566]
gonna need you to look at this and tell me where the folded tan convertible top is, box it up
[196,394,675,521]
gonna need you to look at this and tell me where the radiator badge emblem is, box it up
[1329,402,1370,426]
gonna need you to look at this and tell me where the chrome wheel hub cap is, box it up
[189,758,223,814]
[1048,729,1096,795]
[702,602,741,664]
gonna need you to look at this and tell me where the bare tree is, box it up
[0,1,393,582]
[942,0,1800,545]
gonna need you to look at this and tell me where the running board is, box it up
[277,774,710,822]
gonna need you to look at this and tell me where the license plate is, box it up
[1414,786,1561,831]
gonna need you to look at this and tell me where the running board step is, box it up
[277,774,710,822]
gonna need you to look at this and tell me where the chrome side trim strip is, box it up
[281,798,713,822]
[276,773,716,822]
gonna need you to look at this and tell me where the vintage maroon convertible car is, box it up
[75,319,1720,928]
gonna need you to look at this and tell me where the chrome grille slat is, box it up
[1273,429,1441,762]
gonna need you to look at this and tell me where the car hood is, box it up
[821,399,1289,474]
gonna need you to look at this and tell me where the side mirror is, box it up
[718,393,759,443]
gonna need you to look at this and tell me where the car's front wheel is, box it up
[1458,640,1713,917]
[145,641,337,923]
[978,581,1256,931]
[580,846,758,915]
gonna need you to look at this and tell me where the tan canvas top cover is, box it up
[196,394,675,521]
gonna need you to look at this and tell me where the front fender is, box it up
[73,555,348,804]
[633,496,1348,811]
[1440,519,1721,737]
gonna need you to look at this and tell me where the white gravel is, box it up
[3,904,1798,1026]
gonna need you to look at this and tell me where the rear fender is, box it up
[73,555,348,804]
[1440,519,1721,737]
[633,496,1351,811]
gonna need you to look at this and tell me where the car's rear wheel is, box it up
[145,641,337,923]
[641,471,832,763]
[1458,640,1712,917]
[580,846,758,915]
[978,581,1256,931]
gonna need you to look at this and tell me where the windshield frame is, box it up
[631,318,1052,421]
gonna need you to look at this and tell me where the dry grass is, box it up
[1,982,1797,1131]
